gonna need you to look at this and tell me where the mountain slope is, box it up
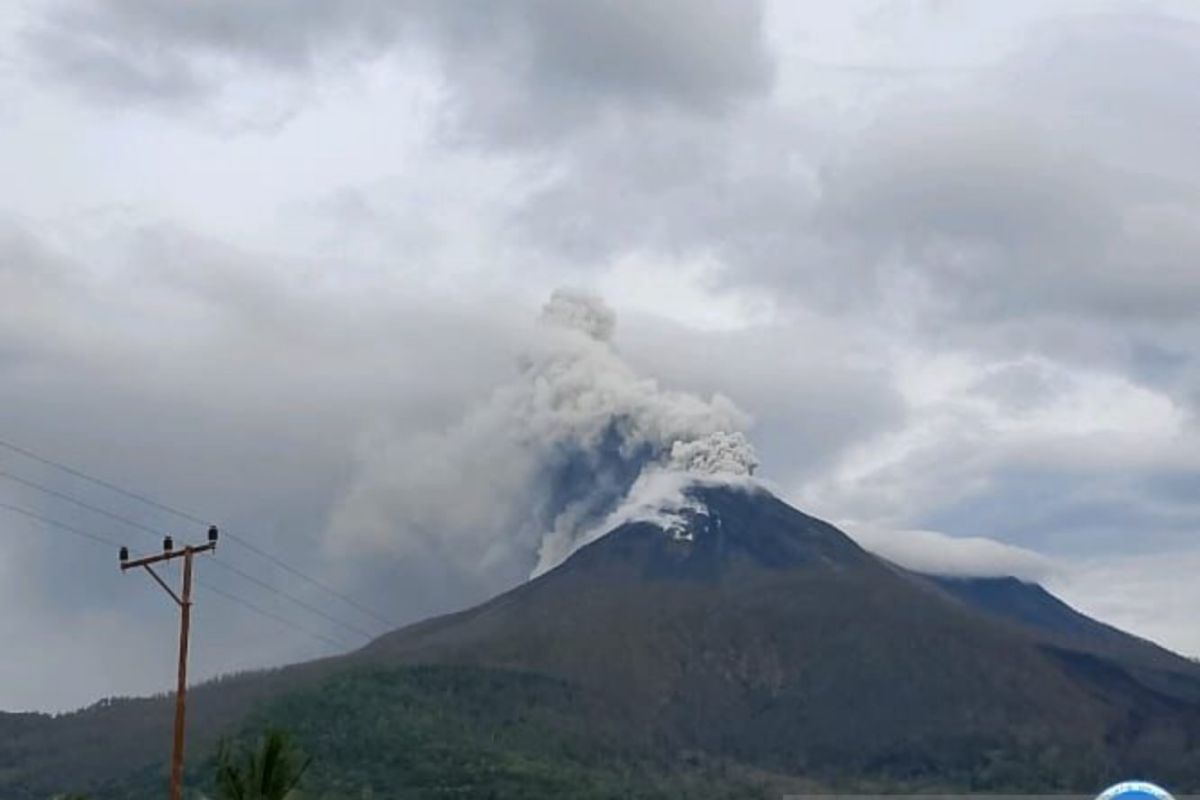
[929,574,1200,702]
[3,485,1200,797]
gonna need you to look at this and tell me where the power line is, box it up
[0,499,351,653]
[207,555,378,641]
[0,436,185,521]
[196,579,350,651]
[0,466,162,539]
[0,435,395,627]
[217,527,394,628]
[0,500,122,548]
[0,459,383,643]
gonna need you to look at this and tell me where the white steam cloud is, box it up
[327,290,757,588]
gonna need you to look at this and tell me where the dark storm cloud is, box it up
[23,3,1199,554]
[28,0,773,139]
[7,0,1200,701]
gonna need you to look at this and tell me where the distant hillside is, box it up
[929,574,1200,703]
[3,485,1199,798]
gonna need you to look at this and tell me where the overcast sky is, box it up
[2,0,1199,711]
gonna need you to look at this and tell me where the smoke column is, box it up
[327,290,758,587]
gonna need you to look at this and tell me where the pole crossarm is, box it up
[121,541,215,571]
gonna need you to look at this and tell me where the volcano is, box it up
[4,485,1200,797]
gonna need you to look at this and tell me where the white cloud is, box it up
[841,521,1058,582]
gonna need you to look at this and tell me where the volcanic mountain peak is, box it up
[558,482,874,581]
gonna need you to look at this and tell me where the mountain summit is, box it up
[4,484,1200,797]
[562,484,874,577]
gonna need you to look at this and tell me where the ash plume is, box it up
[327,290,757,587]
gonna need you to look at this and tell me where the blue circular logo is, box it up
[1097,781,1175,800]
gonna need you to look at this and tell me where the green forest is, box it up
[106,666,772,800]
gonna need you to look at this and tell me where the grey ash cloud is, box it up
[327,290,759,584]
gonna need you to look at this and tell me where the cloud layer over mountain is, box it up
[2,1,1199,709]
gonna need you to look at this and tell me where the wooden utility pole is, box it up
[120,526,218,800]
